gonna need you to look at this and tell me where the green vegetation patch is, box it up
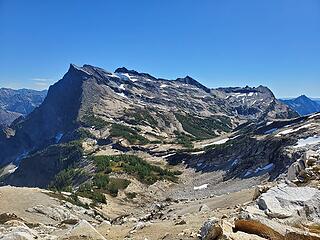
[49,168,84,192]
[110,123,149,145]
[174,131,195,148]
[91,154,180,185]
[107,178,131,197]
[75,128,95,139]
[81,113,108,129]
[77,183,107,204]
[80,173,130,198]
[45,191,90,209]
[125,192,137,199]
[126,109,158,126]
[175,113,232,139]
[56,141,84,166]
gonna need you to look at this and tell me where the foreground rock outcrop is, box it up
[233,183,320,240]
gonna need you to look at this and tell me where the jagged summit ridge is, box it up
[176,75,210,93]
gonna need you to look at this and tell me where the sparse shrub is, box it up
[174,131,194,148]
[110,124,150,145]
[175,113,232,139]
[91,191,107,204]
[107,178,131,197]
[127,109,157,126]
[91,154,180,185]
[92,155,111,173]
[126,192,137,199]
[49,168,81,191]
[76,128,95,139]
[93,173,109,189]
[77,182,107,204]
[81,113,108,129]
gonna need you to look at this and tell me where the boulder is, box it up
[199,218,223,240]
[257,184,320,221]
[199,204,211,213]
[0,232,35,240]
[63,220,106,240]
[233,218,320,240]
[26,204,78,222]
[0,225,39,240]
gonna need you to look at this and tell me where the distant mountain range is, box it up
[280,95,320,116]
[311,98,320,105]
[0,88,47,128]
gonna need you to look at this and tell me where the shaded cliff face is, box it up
[0,64,88,166]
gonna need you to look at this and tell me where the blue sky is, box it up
[0,0,319,98]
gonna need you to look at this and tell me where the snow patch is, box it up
[212,138,229,145]
[244,163,274,177]
[160,84,168,88]
[233,93,247,98]
[276,123,315,137]
[13,151,28,165]
[115,92,128,98]
[254,163,274,173]
[55,132,64,143]
[244,170,253,177]
[308,113,320,119]
[294,136,320,148]
[201,138,229,148]
[119,84,125,90]
[231,159,239,166]
[231,92,256,98]
[106,72,120,78]
[8,166,18,174]
[264,128,278,134]
[121,73,138,82]
[194,184,208,190]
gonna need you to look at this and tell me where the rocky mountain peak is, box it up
[281,95,320,116]
[176,75,210,93]
[297,94,311,102]
[115,67,157,80]
[67,64,92,77]
[114,67,131,74]
[256,85,275,96]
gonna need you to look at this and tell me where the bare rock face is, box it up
[257,184,320,221]
[199,218,223,240]
[0,220,39,240]
[26,204,79,222]
[63,220,107,240]
[287,150,320,183]
[199,204,211,213]
[234,217,320,240]
[232,184,320,240]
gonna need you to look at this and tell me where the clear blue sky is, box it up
[0,0,319,98]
